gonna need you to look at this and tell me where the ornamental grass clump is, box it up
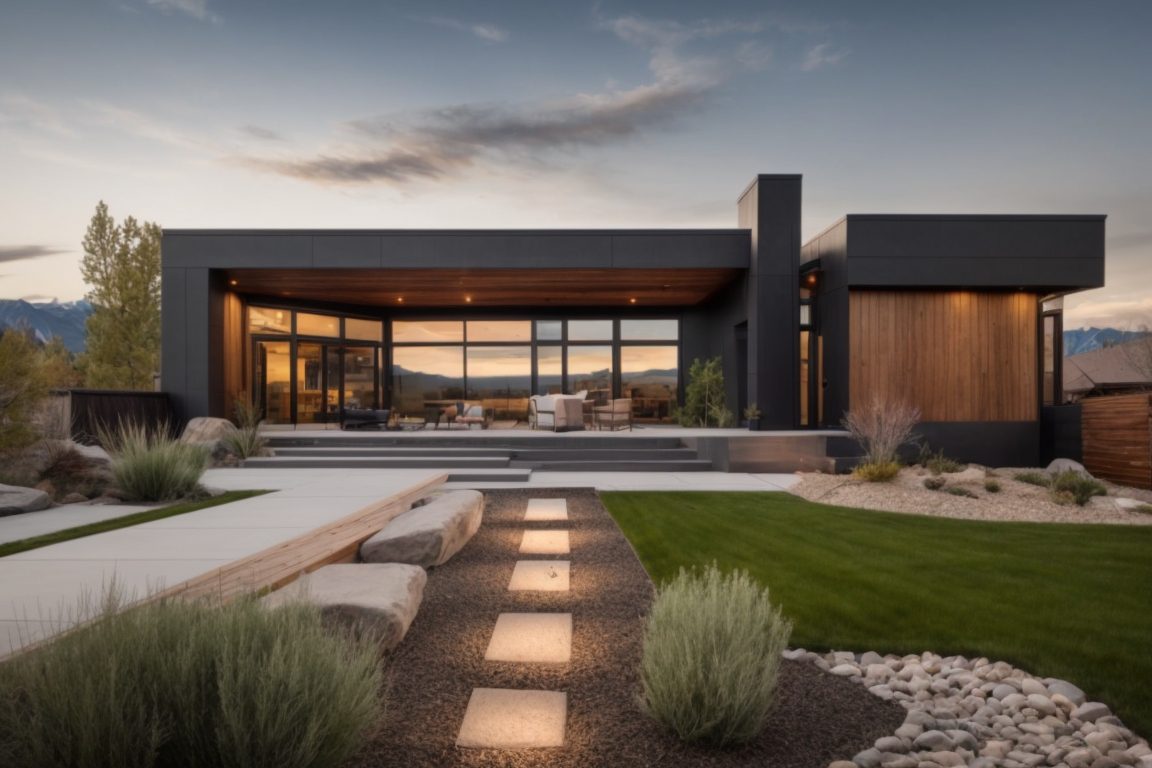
[640,564,793,747]
[842,396,920,482]
[97,419,209,501]
[222,395,269,460]
[1050,469,1107,507]
[0,594,383,768]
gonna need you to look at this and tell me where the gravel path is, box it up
[790,467,1152,525]
[352,488,904,768]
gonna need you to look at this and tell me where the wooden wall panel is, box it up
[222,292,246,411]
[849,291,1038,422]
[1082,394,1152,489]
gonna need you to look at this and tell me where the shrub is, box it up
[0,595,383,768]
[854,460,902,482]
[97,420,210,501]
[0,328,48,455]
[842,396,920,465]
[222,395,269,460]
[984,479,1002,493]
[640,564,792,747]
[923,476,946,491]
[1050,469,1107,507]
[38,441,108,500]
[946,486,978,499]
[1015,471,1051,488]
[678,357,729,428]
[924,449,967,475]
[1135,504,1152,515]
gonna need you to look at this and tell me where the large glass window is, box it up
[393,321,463,343]
[621,346,678,423]
[391,346,465,417]
[296,313,341,338]
[248,307,290,335]
[255,341,291,423]
[568,320,612,341]
[537,346,563,394]
[466,346,531,418]
[345,318,382,342]
[342,347,378,410]
[567,346,612,403]
[467,320,532,342]
[536,320,562,340]
[621,319,678,341]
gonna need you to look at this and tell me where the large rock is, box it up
[360,490,483,568]
[1046,458,1091,477]
[0,483,51,516]
[263,563,426,651]
[180,417,237,444]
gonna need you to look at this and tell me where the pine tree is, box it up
[80,201,162,390]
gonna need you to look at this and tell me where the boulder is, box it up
[360,490,483,568]
[263,563,426,651]
[1045,678,1087,705]
[946,466,986,484]
[0,483,51,516]
[1046,458,1091,477]
[180,417,237,444]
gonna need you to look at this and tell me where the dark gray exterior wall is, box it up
[738,175,802,429]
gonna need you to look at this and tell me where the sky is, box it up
[1,0,1149,328]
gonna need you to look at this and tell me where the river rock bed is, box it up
[790,649,1152,768]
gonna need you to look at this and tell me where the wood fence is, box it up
[1081,393,1152,489]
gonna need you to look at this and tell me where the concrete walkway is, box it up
[442,470,800,492]
[0,468,444,659]
[0,502,161,546]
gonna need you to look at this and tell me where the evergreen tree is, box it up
[0,328,47,454]
[80,201,162,390]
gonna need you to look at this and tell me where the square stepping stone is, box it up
[508,560,570,592]
[456,688,567,748]
[485,613,572,663]
[524,498,568,522]
[519,530,570,555]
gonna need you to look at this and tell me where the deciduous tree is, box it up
[80,201,161,389]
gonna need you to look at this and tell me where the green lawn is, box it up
[0,491,270,558]
[602,491,1152,735]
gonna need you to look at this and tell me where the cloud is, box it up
[801,42,848,71]
[240,124,285,142]
[240,12,769,186]
[19,294,57,302]
[1066,294,1152,329]
[83,101,207,152]
[0,93,73,137]
[420,16,509,43]
[0,245,67,264]
[146,0,219,23]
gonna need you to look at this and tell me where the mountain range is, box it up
[1063,327,1149,356]
[0,299,93,353]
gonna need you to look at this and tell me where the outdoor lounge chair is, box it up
[593,398,632,431]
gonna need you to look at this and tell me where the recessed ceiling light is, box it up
[629,297,637,304]
[465,296,472,303]
[229,279,238,286]
[397,297,404,303]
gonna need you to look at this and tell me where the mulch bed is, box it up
[351,488,904,768]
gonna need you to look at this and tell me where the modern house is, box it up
[161,174,1104,466]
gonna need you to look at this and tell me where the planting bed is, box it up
[355,488,903,768]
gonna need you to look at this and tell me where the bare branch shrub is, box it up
[841,395,921,465]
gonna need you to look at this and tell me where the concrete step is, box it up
[265,434,685,450]
[509,459,714,472]
[273,447,512,458]
[446,469,533,483]
[508,448,699,462]
[243,456,511,469]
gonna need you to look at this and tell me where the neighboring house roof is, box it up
[1063,340,1152,396]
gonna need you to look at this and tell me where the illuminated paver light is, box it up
[508,560,570,592]
[455,688,567,749]
[524,498,568,522]
[519,530,570,555]
[484,613,572,663]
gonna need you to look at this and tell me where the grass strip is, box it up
[602,490,1152,736]
[0,490,270,558]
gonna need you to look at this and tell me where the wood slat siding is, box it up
[222,291,245,410]
[1082,394,1152,489]
[849,291,1038,422]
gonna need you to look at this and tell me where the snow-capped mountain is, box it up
[0,299,92,353]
